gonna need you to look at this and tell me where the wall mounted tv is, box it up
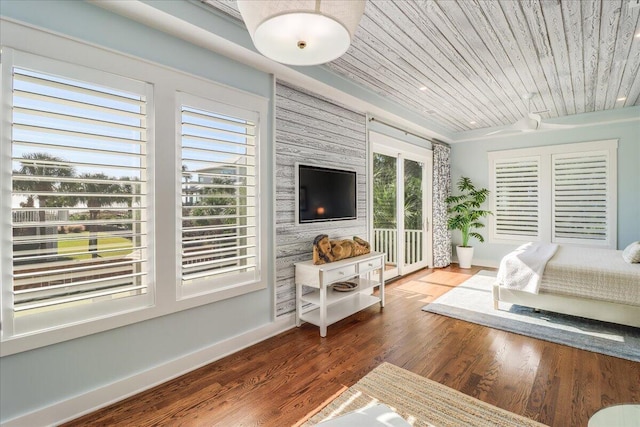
[296,164,357,223]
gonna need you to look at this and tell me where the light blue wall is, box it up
[0,0,276,422]
[0,0,448,421]
[2,0,638,422]
[450,107,640,264]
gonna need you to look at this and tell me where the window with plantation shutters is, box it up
[5,58,153,336]
[489,140,617,248]
[553,151,610,244]
[493,157,540,240]
[179,93,259,297]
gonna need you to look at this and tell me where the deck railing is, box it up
[12,209,68,223]
[373,228,397,265]
[373,228,423,266]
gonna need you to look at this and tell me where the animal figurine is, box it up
[313,234,371,265]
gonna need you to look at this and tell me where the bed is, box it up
[493,244,640,328]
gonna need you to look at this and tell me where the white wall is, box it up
[450,107,640,266]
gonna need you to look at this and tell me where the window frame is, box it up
[175,92,266,300]
[489,155,542,242]
[2,48,156,339]
[0,41,270,356]
[551,150,615,246]
[488,140,618,248]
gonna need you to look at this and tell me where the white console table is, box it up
[294,251,385,337]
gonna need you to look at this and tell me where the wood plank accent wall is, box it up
[275,82,368,317]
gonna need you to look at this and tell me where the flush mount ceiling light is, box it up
[237,0,366,66]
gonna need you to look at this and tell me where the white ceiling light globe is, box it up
[254,13,350,66]
[237,0,366,66]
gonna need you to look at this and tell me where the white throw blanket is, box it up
[497,242,558,294]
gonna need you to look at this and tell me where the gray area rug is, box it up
[422,271,640,362]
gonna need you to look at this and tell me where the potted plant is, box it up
[445,176,492,268]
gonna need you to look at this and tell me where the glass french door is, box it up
[372,151,399,278]
[372,134,432,280]
[402,156,428,274]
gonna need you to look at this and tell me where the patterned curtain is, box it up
[432,142,451,267]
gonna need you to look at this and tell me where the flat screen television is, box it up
[296,163,357,223]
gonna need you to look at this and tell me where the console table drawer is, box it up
[358,257,382,272]
[324,264,357,283]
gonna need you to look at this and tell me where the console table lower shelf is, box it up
[299,293,381,329]
[294,252,385,337]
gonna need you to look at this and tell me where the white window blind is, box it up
[179,95,259,295]
[488,140,617,248]
[8,64,151,335]
[493,158,540,239]
[553,152,609,243]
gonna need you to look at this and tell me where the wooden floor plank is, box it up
[64,265,640,427]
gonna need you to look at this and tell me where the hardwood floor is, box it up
[65,266,640,426]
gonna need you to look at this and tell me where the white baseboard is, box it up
[470,258,500,269]
[2,314,297,427]
[451,256,499,269]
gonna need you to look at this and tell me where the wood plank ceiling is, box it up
[204,0,640,134]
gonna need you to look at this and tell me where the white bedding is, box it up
[538,245,640,306]
[497,242,558,293]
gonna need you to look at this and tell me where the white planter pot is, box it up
[456,246,474,269]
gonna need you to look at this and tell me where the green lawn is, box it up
[57,232,134,260]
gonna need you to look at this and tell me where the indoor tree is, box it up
[445,176,491,268]
[445,176,491,247]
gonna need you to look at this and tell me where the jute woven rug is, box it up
[303,362,547,426]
